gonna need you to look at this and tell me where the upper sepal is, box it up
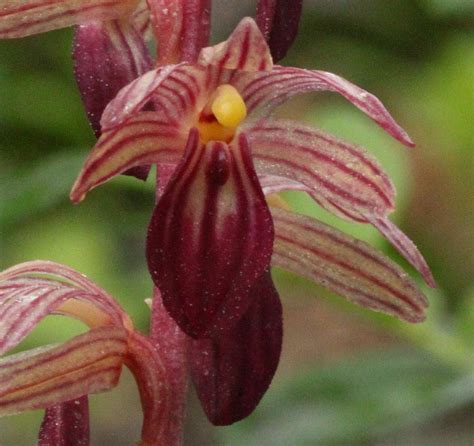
[191,270,282,425]
[198,17,273,72]
[147,130,274,338]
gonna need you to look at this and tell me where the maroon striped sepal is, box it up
[191,270,282,425]
[147,130,274,338]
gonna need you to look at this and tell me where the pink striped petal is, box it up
[73,20,153,137]
[0,327,127,416]
[191,270,282,425]
[272,208,428,322]
[38,396,90,446]
[236,66,414,147]
[70,112,186,202]
[248,119,396,220]
[256,0,302,61]
[198,17,273,72]
[0,279,123,355]
[0,261,131,354]
[100,63,206,131]
[0,0,137,38]
[147,130,274,338]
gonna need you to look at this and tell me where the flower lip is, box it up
[198,84,247,144]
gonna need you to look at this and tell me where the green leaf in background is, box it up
[219,349,471,446]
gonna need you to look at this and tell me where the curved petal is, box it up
[73,20,153,137]
[248,122,434,286]
[0,0,137,38]
[256,0,302,62]
[191,270,282,425]
[100,63,206,131]
[70,112,186,203]
[236,66,414,147]
[0,261,131,354]
[272,208,428,322]
[248,119,396,219]
[198,17,272,72]
[38,397,89,446]
[147,130,274,338]
[0,327,127,417]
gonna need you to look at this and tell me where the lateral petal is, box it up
[0,327,127,416]
[38,396,90,446]
[272,208,428,322]
[198,17,272,72]
[70,112,186,203]
[0,0,138,38]
[248,120,396,220]
[147,130,274,338]
[256,0,302,62]
[236,66,414,147]
[191,271,282,425]
[100,63,206,131]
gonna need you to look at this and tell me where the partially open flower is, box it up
[70,17,434,424]
[0,261,169,445]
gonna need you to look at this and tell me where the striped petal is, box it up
[272,208,428,322]
[149,0,211,64]
[236,66,414,147]
[0,261,130,354]
[70,112,186,203]
[198,17,273,72]
[248,120,396,220]
[247,120,434,286]
[191,271,282,425]
[100,63,206,131]
[0,326,127,416]
[73,20,153,137]
[38,397,89,446]
[146,130,274,338]
[256,0,302,61]
[0,0,138,39]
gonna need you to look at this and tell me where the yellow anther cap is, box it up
[211,85,247,129]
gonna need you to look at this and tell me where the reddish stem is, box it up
[150,289,189,446]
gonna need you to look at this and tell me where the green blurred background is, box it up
[0,0,473,444]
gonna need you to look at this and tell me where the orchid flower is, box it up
[68,17,434,424]
[0,261,169,446]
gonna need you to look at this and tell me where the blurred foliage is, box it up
[0,0,473,445]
